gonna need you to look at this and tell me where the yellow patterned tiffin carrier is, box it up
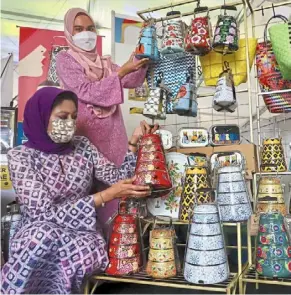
[146,224,177,279]
[179,167,211,221]
[256,177,287,215]
[261,138,287,172]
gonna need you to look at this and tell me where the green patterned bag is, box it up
[269,15,291,80]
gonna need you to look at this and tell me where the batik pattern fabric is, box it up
[1,136,136,294]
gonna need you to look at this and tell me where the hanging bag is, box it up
[135,20,160,61]
[212,5,239,55]
[269,16,291,80]
[143,72,168,120]
[213,61,237,113]
[199,38,257,86]
[160,11,185,58]
[173,67,197,117]
[256,15,291,113]
[184,4,212,56]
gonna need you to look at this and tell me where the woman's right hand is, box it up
[109,178,151,199]
[117,53,149,78]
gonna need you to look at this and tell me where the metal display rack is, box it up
[84,0,291,294]
[241,1,291,293]
[85,218,251,295]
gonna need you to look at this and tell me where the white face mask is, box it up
[48,119,76,143]
[72,31,97,51]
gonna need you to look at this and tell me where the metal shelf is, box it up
[141,217,248,227]
[241,265,291,294]
[86,271,239,295]
[255,172,291,176]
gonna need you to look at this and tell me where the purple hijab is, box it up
[23,87,77,155]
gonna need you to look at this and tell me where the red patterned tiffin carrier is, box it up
[133,134,172,197]
[185,16,212,56]
[106,214,141,276]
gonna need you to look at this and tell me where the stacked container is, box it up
[133,134,172,198]
[261,138,287,172]
[216,165,252,222]
[146,218,177,278]
[256,213,291,278]
[256,176,287,216]
[106,214,141,276]
[179,167,211,222]
[184,203,230,284]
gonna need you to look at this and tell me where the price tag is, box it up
[0,165,12,190]
[249,214,260,236]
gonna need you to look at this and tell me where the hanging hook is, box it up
[197,66,202,76]
[261,6,264,17]
[272,3,275,17]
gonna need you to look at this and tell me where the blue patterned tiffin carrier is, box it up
[173,83,197,117]
[184,204,230,284]
[135,26,159,61]
[216,165,252,222]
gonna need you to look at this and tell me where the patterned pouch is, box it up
[160,12,185,57]
[184,5,212,56]
[147,53,195,114]
[212,6,239,54]
[173,68,197,117]
[143,73,168,120]
[213,62,237,113]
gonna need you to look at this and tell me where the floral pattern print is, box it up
[256,213,291,278]
[161,20,185,55]
[185,16,212,55]
[213,15,239,53]
[150,238,173,250]
[106,213,140,276]
[146,261,176,279]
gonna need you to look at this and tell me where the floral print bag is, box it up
[212,5,239,55]
[184,5,212,56]
[160,11,185,57]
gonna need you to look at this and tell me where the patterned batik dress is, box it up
[1,136,136,294]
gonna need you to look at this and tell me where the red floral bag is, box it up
[184,5,212,56]
[256,15,291,113]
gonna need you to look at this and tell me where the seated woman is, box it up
[1,87,153,294]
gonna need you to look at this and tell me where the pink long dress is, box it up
[56,52,147,226]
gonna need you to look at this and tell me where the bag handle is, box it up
[155,72,164,87]
[166,11,181,18]
[189,152,207,157]
[152,215,173,230]
[194,1,209,17]
[264,15,288,44]
[186,67,194,83]
[220,5,237,16]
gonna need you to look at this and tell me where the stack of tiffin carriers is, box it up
[133,133,172,198]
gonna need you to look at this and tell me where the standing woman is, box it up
[56,8,151,225]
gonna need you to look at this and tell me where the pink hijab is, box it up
[64,8,116,118]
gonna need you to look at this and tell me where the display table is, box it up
[241,265,291,294]
[85,271,238,295]
[84,218,252,294]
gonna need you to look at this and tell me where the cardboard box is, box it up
[176,143,259,177]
